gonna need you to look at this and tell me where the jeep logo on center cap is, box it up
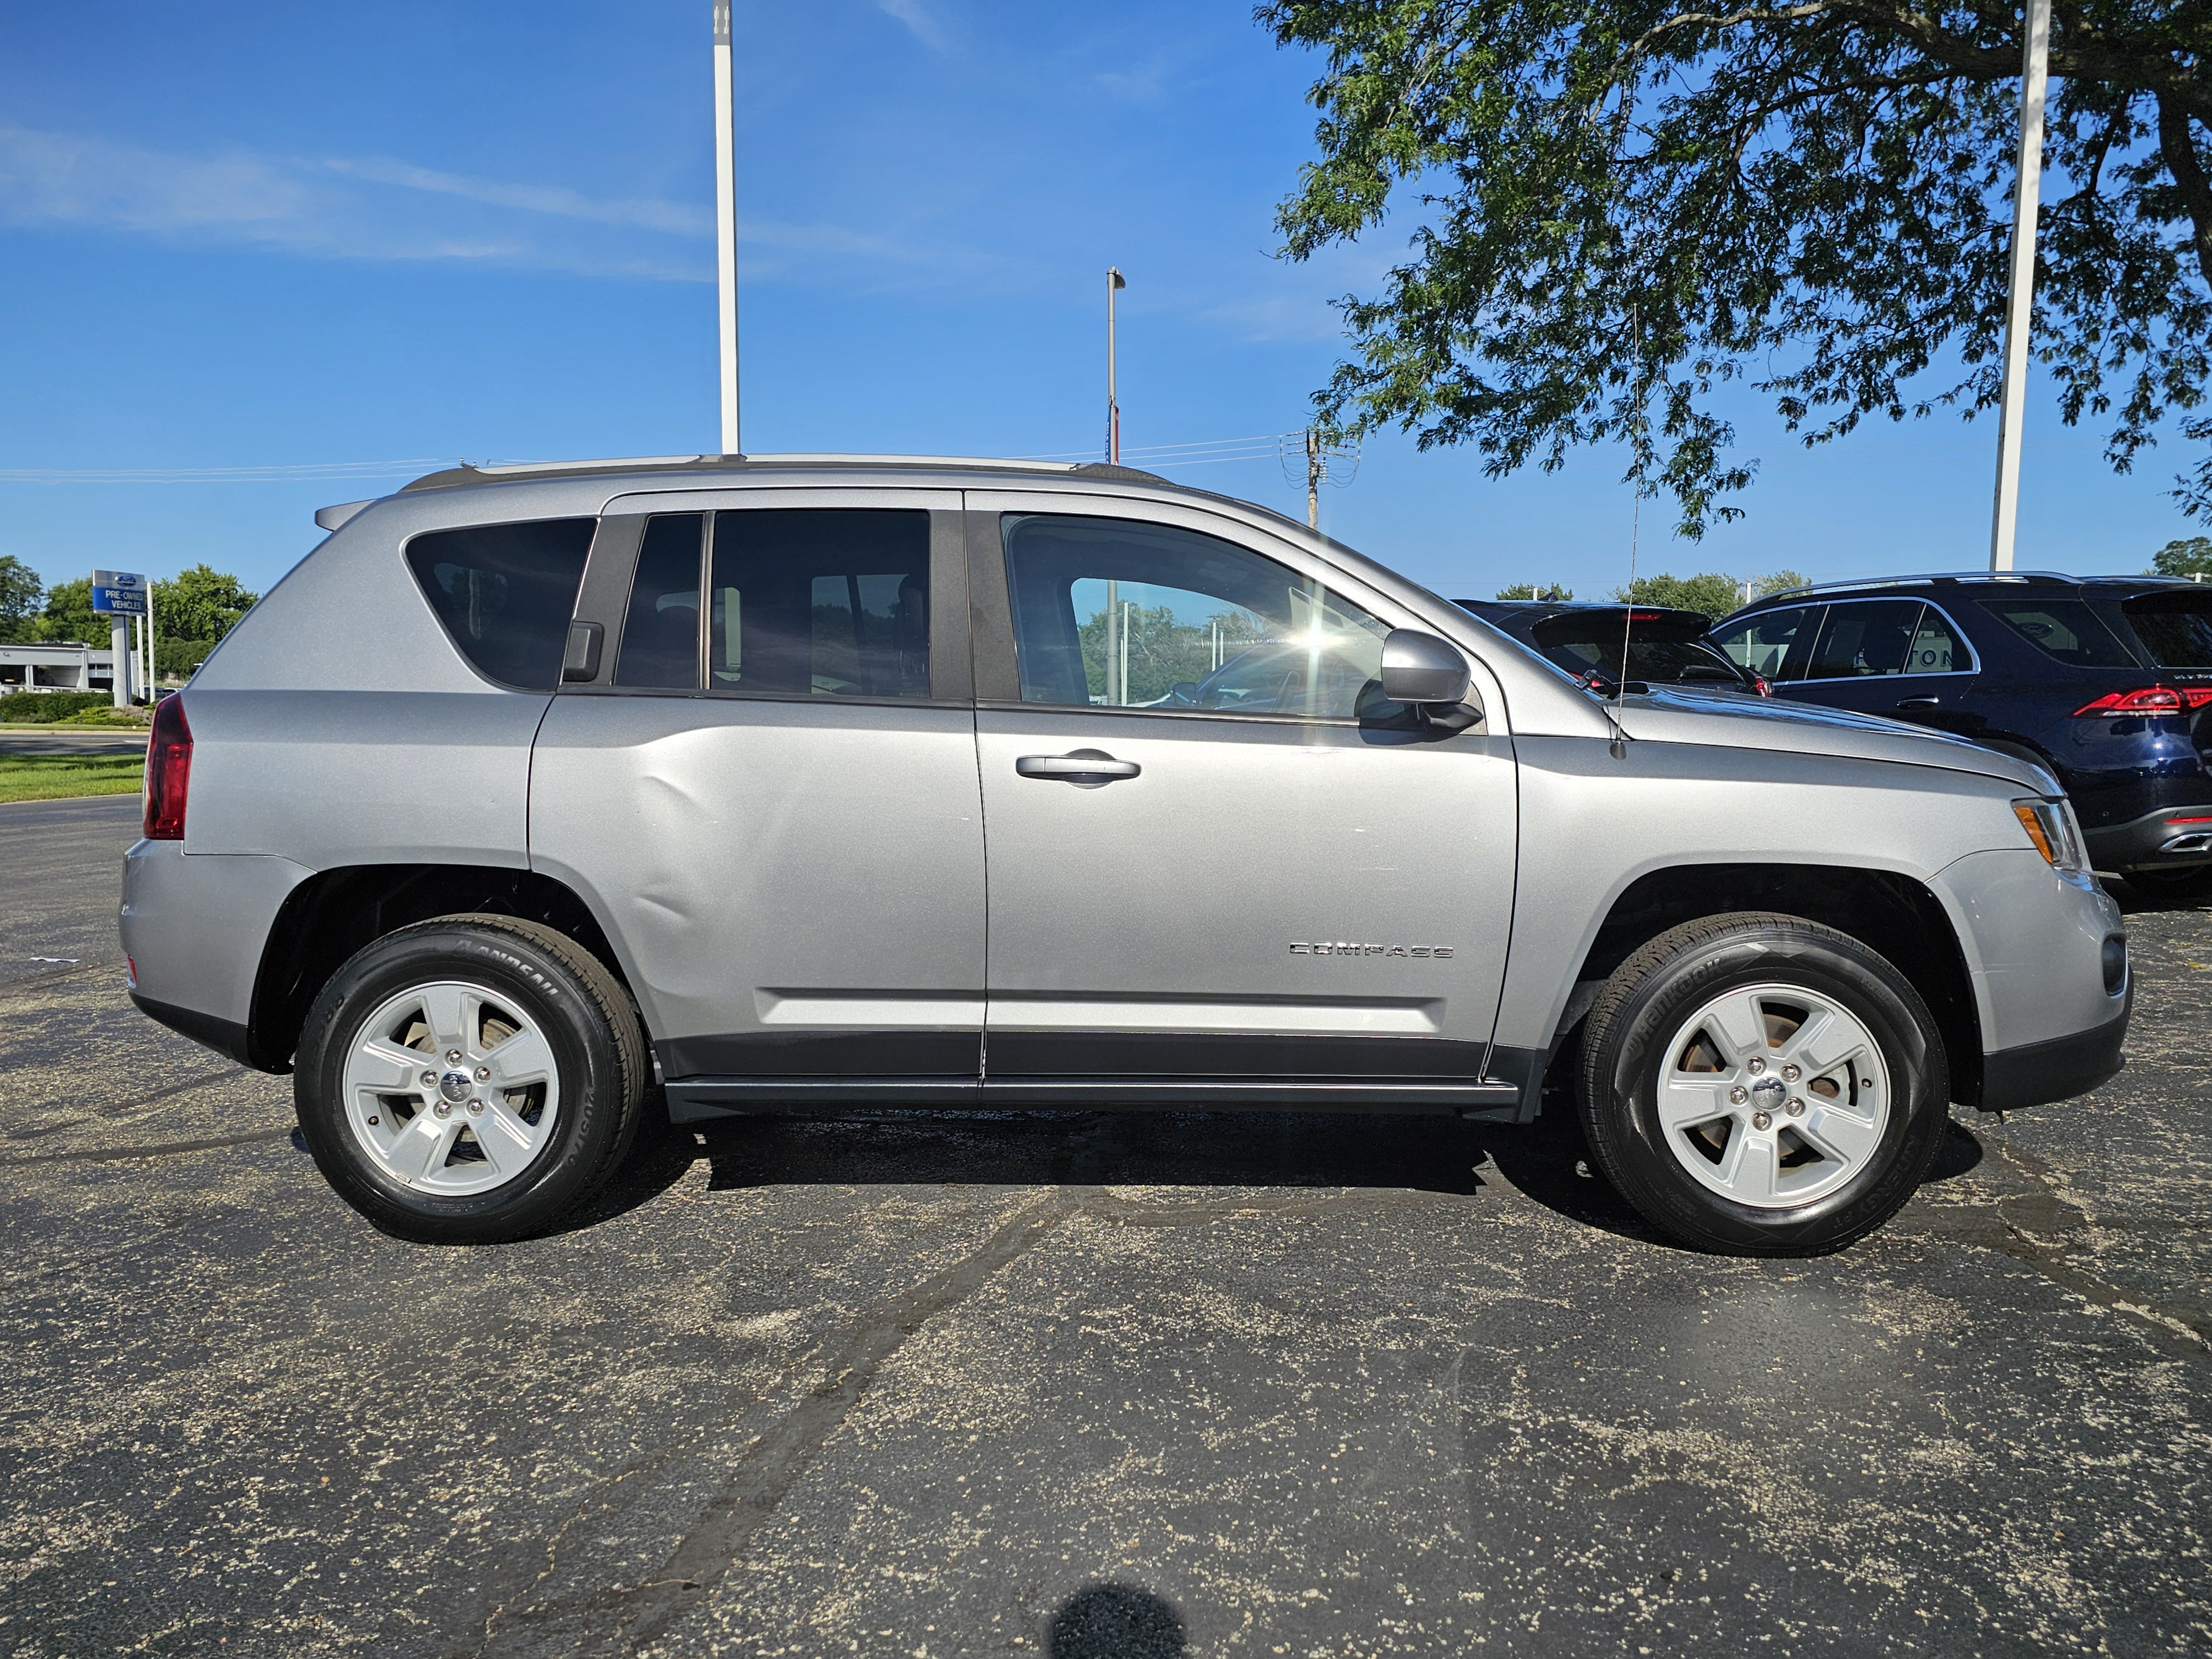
[438,1071,472,1103]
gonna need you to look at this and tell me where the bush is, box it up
[0,691,114,723]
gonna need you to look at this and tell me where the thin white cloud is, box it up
[0,124,1014,290]
[324,156,711,236]
[875,0,949,51]
[0,126,312,232]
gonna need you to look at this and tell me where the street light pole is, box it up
[1106,268,1125,467]
[1989,0,2051,572]
[713,0,741,457]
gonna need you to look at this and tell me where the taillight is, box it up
[2072,687,2212,716]
[144,694,192,841]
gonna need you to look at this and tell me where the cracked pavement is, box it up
[2,795,2207,1656]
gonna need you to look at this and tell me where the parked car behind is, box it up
[1455,599,1767,693]
[1710,573,2212,898]
[123,457,2128,1256]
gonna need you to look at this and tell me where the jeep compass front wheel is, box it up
[1578,912,1949,1256]
[295,915,646,1244]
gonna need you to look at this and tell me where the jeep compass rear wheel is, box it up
[1578,912,1949,1256]
[295,915,646,1244]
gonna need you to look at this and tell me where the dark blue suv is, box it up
[1710,572,2212,896]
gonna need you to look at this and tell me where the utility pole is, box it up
[1989,0,2051,571]
[713,0,741,456]
[1305,429,1322,529]
[1105,268,1125,466]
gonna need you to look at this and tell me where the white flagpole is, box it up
[1989,0,2051,571]
[713,1,740,456]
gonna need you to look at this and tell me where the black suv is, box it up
[1710,573,2212,896]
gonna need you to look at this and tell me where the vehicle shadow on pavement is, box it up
[560,1088,1993,1251]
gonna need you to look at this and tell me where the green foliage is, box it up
[1261,1,2212,535]
[156,637,222,679]
[0,556,40,643]
[1751,570,1811,600]
[2150,535,2212,577]
[33,577,105,645]
[1614,573,1745,618]
[1494,583,1574,600]
[1606,569,1806,616]
[0,691,114,723]
[153,564,258,643]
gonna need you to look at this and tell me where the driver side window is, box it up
[1000,514,1387,721]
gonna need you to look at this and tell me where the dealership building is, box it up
[0,641,119,693]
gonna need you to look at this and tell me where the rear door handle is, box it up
[1896,697,1940,709]
[1015,750,1141,786]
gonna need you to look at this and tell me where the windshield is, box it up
[2120,591,2212,669]
[1530,612,1754,688]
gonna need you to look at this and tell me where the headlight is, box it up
[2013,797,2085,870]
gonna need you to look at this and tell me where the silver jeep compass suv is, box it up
[122,456,2131,1255]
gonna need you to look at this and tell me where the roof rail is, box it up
[398,453,1172,494]
[1754,570,2093,601]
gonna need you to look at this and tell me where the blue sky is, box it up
[1,0,2201,607]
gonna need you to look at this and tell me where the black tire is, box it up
[1577,911,1949,1256]
[2122,863,2212,902]
[295,914,648,1244]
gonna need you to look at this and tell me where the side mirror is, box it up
[1379,629,1470,706]
[1168,680,1199,706]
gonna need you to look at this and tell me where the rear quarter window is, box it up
[2120,592,2212,669]
[405,519,596,691]
[1978,597,2137,669]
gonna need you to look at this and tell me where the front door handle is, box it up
[1896,696,1940,709]
[1015,750,1141,787]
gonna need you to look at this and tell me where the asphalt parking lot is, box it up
[4,796,2208,1657]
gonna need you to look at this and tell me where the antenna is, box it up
[1611,304,1652,759]
[713,1,740,456]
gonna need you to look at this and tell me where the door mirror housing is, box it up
[1379,629,1471,706]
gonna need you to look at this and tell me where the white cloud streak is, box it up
[875,0,950,51]
[0,124,1011,289]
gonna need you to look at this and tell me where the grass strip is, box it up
[0,753,144,804]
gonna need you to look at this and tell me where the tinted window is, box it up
[2120,592,2212,669]
[404,518,594,691]
[1905,606,1969,674]
[1979,597,2136,668]
[1805,599,1921,679]
[1530,612,1750,687]
[1002,514,1387,719]
[1712,605,1821,683]
[615,515,705,688]
[708,510,930,697]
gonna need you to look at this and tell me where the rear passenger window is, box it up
[1905,607,1969,674]
[708,510,930,698]
[615,515,706,689]
[1979,598,2137,668]
[404,518,594,691]
[1805,599,1920,679]
[1712,605,1821,683]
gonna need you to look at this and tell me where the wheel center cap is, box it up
[437,1070,472,1103]
[1748,1075,1787,1114]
